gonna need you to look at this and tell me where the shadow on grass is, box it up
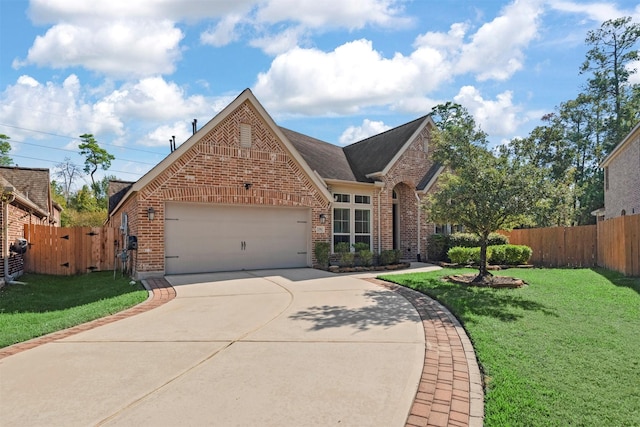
[592,267,640,295]
[288,289,421,331]
[389,276,558,323]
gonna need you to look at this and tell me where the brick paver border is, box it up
[368,278,484,427]
[0,277,176,360]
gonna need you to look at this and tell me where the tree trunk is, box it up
[472,233,492,283]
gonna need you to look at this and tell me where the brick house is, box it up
[108,89,443,278]
[601,121,640,219]
[0,166,62,282]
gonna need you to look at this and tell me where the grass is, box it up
[381,267,640,427]
[0,271,148,348]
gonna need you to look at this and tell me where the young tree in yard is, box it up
[54,157,83,204]
[78,134,115,189]
[0,134,13,166]
[425,103,538,283]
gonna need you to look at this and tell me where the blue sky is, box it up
[0,0,639,186]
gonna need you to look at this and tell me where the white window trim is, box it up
[332,192,372,252]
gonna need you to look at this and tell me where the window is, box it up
[334,193,350,203]
[354,209,371,246]
[332,193,372,250]
[333,208,350,246]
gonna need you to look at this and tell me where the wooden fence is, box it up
[23,224,118,275]
[597,214,640,276]
[503,213,640,276]
[507,225,597,268]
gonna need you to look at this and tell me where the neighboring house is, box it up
[0,166,62,282]
[601,121,640,219]
[107,89,443,278]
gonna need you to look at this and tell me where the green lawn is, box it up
[0,271,148,348]
[381,268,640,427]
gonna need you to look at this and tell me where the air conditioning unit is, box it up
[10,238,28,254]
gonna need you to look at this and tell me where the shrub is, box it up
[379,249,401,265]
[448,246,491,265]
[314,241,331,268]
[448,232,509,248]
[448,233,479,248]
[358,250,373,267]
[503,245,532,265]
[334,241,354,267]
[427,234,449,261]
[488,232,509,246]
[352,242,369,252]
[334,242,350,254]
[448,244,532,265]
[351,243,373,267]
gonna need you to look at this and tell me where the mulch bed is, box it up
[444,273,527,288]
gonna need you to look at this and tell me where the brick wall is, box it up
[110,100,331,277]
[379,123,437,260]
[1,201,45,279]
[605,132,640,219]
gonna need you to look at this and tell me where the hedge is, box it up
[447,244,532,265]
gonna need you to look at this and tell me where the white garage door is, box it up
[164,203,310,274]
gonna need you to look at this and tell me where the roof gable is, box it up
[0,166,51,214]
[342,115,431,181]
[110,89,332,215]
[601,120,640,167]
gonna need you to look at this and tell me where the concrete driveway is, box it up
[0,267,439,426]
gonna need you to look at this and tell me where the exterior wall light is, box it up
[147,207,155,221]
[319,213,327,224]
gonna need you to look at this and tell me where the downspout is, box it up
[415,192,421,262]
[378,189,381,254]
[2,189,16,280]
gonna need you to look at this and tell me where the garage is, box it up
[164,202,311,274]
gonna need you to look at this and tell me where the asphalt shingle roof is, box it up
[342,115,428,182]
[108,180,134,214]
[281,127,356,181]
[0,166,51,213]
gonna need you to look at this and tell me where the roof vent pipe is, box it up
[192,119,197,135]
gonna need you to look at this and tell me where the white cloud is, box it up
[547,1,640,23]
[200,14,244,47]
[20,20,184,78]
[456,0,543,81]
[256,0,410,29]
[453,86,523,136]
[250,26,308,56]
[339,119,391,145]
[628,59,640,85]
[254,39,450,114]
[0,74,124,140]
[28,0,256,24]
[142,122,193,147]
[0,74,233,151]
[104,77,210,121]
[254,0,545,115]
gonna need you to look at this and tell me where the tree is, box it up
[78,134,115,189]
[54,157,83,204]
[425,104,538,282]
[499,116,578,227]
[581,16,640,152]
[0,134,13,166]
[93,175,116,210]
